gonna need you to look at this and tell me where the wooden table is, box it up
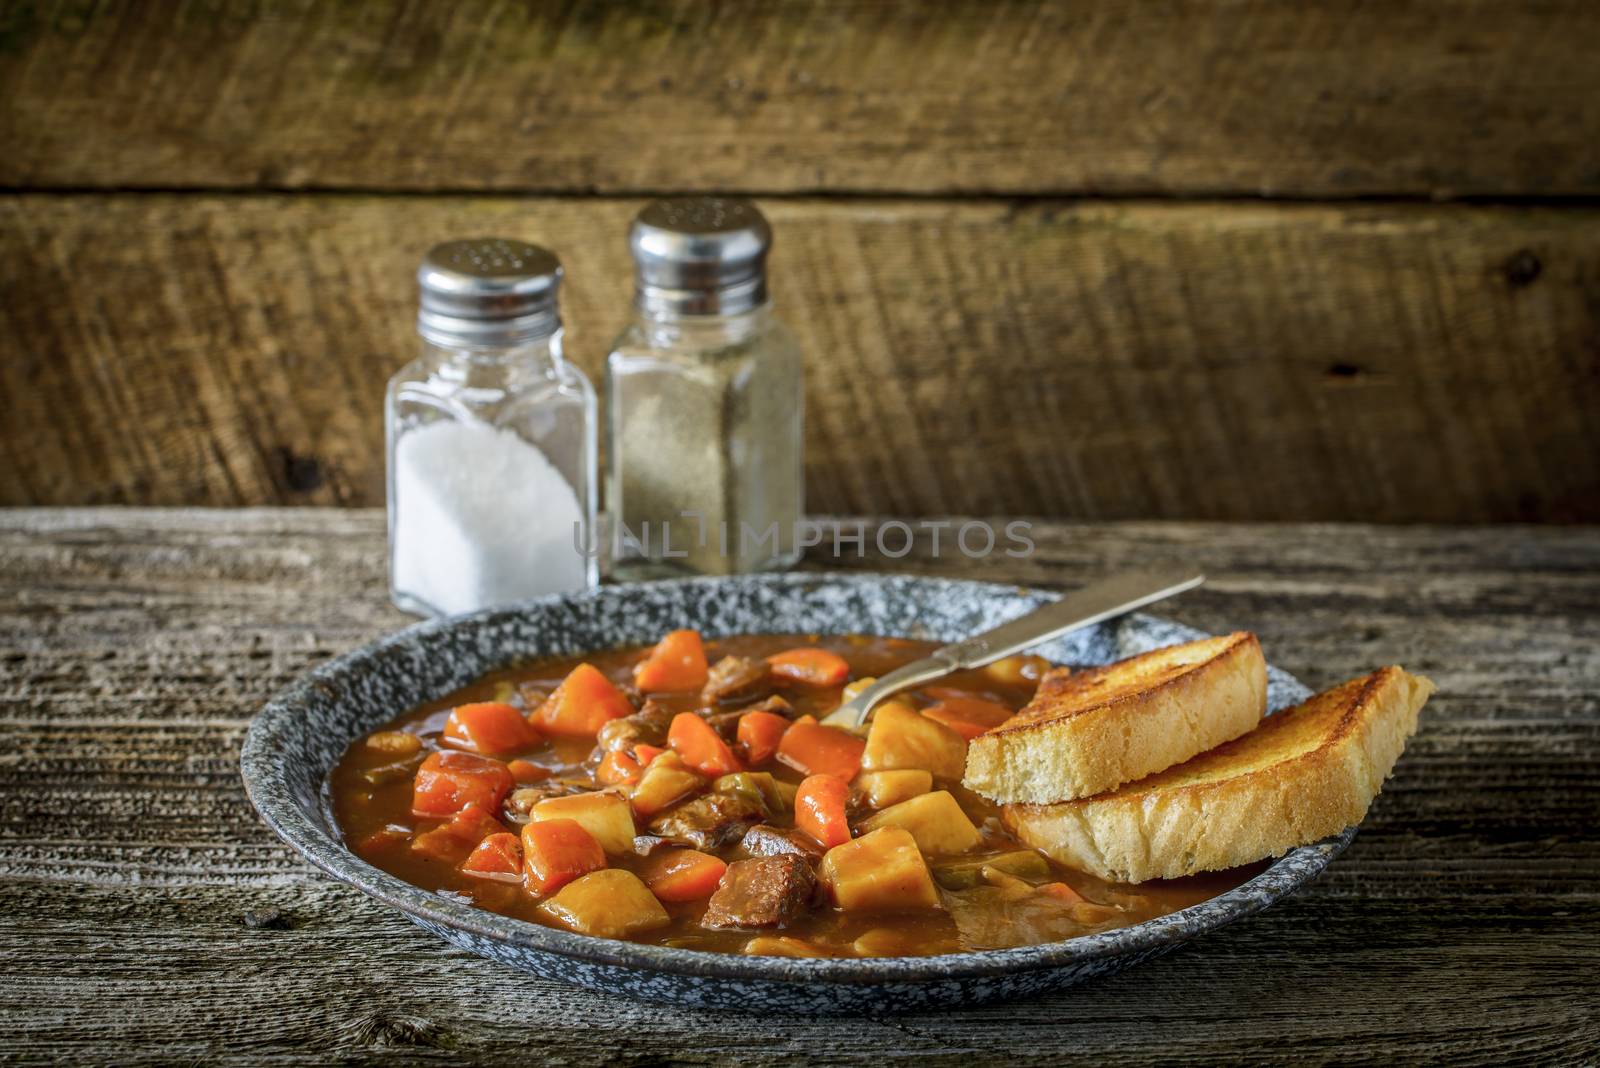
[2,509,1595,1064]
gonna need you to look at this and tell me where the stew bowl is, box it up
[241,572,1353,1013]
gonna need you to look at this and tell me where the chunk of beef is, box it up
[702,855,818,929]
[647,792,766,850]
[500,781,588,824]
[596,699,674,753]
[702,656,770,703]
[631,833,695,856]
[740,824,824,862]
[702,708,746,742]
[703,695,797,741]
[739,695,795,719]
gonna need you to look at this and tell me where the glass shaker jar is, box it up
[387,238,597,616]
[605,197,804,578]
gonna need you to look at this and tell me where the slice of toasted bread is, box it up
[1003,666,1434,883]
[963,633,1268,804]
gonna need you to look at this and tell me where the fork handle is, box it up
[820,567,1205,729]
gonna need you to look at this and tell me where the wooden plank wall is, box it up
[1,0,1598,521]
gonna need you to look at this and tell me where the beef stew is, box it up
[332,632,1260,958]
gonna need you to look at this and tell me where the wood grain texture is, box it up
[4,195,1599,521]
[0,509,1596,1064]
[3,1,1600,198]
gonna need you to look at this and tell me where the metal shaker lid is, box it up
[629,197,772,316]
[417,238,563,348]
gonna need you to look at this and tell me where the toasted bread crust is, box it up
[962,633,1267,803]
[1002,667,1434,882]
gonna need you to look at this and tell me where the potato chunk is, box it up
[365,730,422,757]
[860,704,967,780]
[819,827,940,911]
[855,769,933,809]
[529,792,636,855]
[857,790,981,855]
[851,928,924,957]
[537,869,670,938]
[628,752,705,819]
[744,936,828,959]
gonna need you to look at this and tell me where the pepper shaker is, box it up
[604,197,804,577]
[387,239,598,616]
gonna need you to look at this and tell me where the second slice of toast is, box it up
[963,632,1268,803]
[1002,666,1434,882]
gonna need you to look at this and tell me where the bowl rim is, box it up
[241,571,1353,986]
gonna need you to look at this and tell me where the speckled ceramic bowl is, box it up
[242,572,1353,1013]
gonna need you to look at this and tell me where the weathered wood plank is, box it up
[0,510,1596,1063]
[4,198,1599,521]
[2,881,1595,1066]
[3,1,1599,198]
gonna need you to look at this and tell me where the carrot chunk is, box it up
[461,832,523,881]
[633,743,668,767]
[521,818,606,896]
[507,758,551,785]
[633,629,710,692]
[411,805,507,862]
[921,696,1012,741]
[532,663,634,738]
[668,712,742,777]
[410,825,469,862]
[640,848,729,902]
[776,715,866,782]
[795,773,853,848]
[411,750,515,818]
[1038,881,1086,903]
[596,749,643,787]
[766,647,851,687]
[353,826,409,860]
[442,701,540,755]
[736,710,790,766]
[925,718,983,741]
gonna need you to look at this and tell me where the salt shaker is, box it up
[387,238,597,616]
[605,197,804,577]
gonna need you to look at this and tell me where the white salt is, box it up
[391,420,587,615]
